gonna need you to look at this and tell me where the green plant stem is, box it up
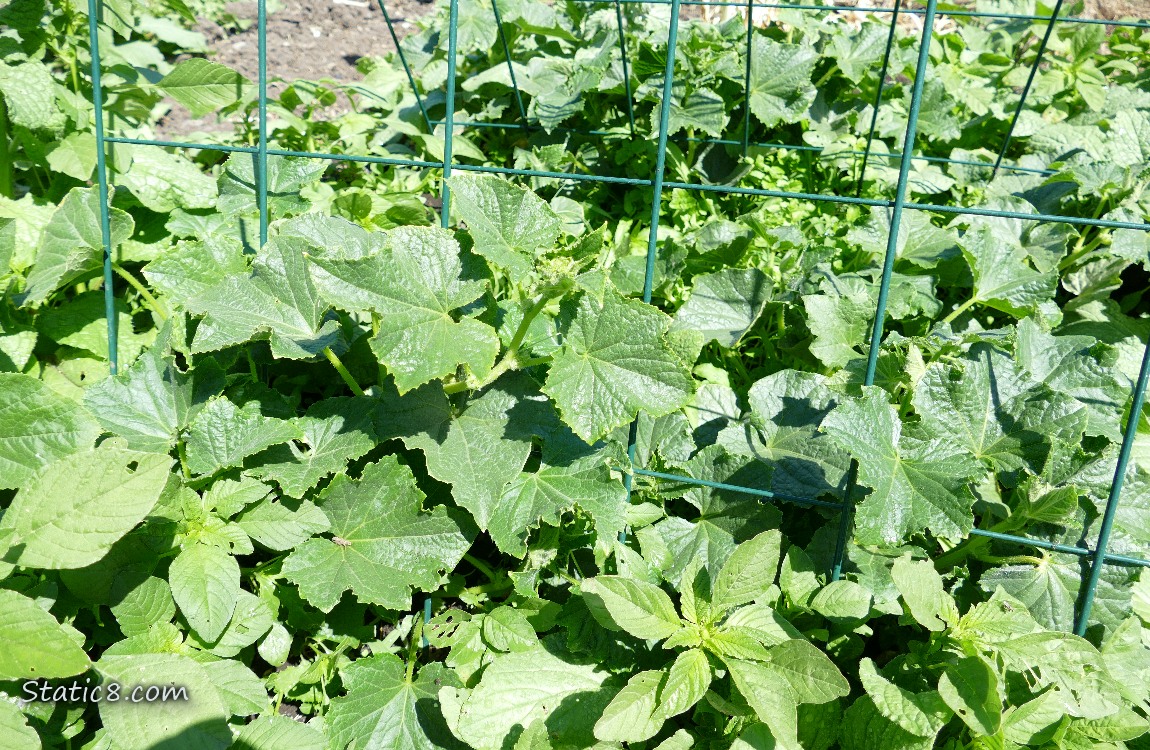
[814,63,839,88]
[0,97,12,200]
[176,440,191,480]
[463,553,499,583]
[940,296,978,325]
[323,348,366,396]
[371,313,385,385]
[1058,231,1109,271]
[111,263,169,321]
[443,286,560,394]
[405,616,423,682]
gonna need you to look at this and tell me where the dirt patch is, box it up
[196,0,434,84]
[1084,0,1148,20]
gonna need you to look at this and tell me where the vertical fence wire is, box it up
[86,0,118,373]
[621,0,683,542]
[831,0,938,582]
[614,0,637,137]
[376,0,434,132]
[992,0,1063,178]
[854,0,901,197]
[257,0,269,246]
[1075,341,1150,634]
[491,0,531,127]
[741,0,755,156]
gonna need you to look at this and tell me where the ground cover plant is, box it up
[2,0,1150,748]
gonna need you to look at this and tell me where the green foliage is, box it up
[2,0,1150,747]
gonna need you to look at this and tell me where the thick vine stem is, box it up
[112,263,169,322]
[443,280,569,394]
[323,347,366,397]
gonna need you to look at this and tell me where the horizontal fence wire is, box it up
[84,0,1150,632]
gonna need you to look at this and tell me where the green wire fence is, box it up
[85,0,1150,638]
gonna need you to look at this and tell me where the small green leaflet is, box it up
[328,655,465,750]
[0,589,90,679]
[670,268,770,348]
[0,446,171,569]
[891,556,960,632]
[281,456,476,612]
[938,654,1002,736]
[747,38,817,129]
[306,223,499,392]
[581,576,682,640]
[156,58,254,117]
[450,174,562,282]
[0,372,101,489]
[858,658,951,738]
[823,387,983,545]
[169,541,241,643]
[595,670,668,743]
[543,287,694,443]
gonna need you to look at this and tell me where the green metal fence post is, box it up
[441,0,460,231]
[1075,340,1150,635]
[831,0,939,582]
[992,0,1063,178]
[741,0,755,156]
[257,0,269,246]
[491,0,531,127]
[621,0,683,541]
[86,0,118,373]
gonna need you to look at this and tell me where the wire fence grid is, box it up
[84,0,1150,636]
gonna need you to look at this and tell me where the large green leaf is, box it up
[17,187,134,306]
[403,380,535,535]
[824,388,983,545]
[0,60,60,129]
[185,236,341,359]
[246,396,377,498]
[117,144,217,213]
[671,268,770,348]
[891,556,960,632]
[0,699,39,749]
[1015,318,1128,441]
[450,174,561,282]
[747,38,817,128]
[0,446,170,569]
[184,397,302,476]
[281,456,476,612]
[0,372,101,489]
[83,345,224,454]
[718,369,850,499]
[911,346,1085,476]
[959,226,1057,317]
[307,224,499,392]
[440,640,618,750]
[97,653,232,750]
[328,656,465,750]
[544,288,693,443]
[0,588,90,679]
